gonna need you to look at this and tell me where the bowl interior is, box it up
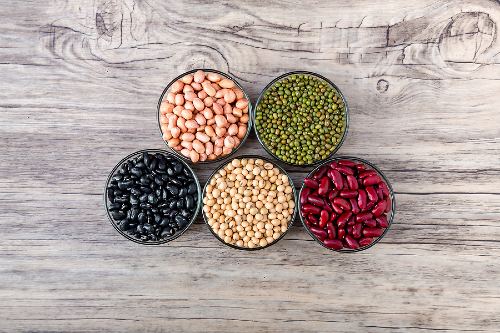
[104,149,202,245]
[201,155,298,251]
[298,156,395,252]
[253,71,350,167]
[157,69,254,165]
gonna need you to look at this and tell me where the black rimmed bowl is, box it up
[157,68,253,164]
[253,70,349,167]
[298,156,395,252]
[201,155,298,251]
[104,149,202,245]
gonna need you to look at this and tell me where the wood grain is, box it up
[1,0,499,332]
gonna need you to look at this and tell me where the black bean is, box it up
[137,212,146,224]
[160,218,170,227]
[111,211,125,220]
[117,180,133,190]
[147,194,158,205]
[169,178,182,187]
[140,186,153,194]
[185,195,195,209]
[167,184,179,196]
[140,202,151,210]
[108,202,121,211]
[175,215,188,228]
[187,182,197,194]
[139,193,148,203]
[179,187,187,197]
[130,195,139,205]
[130,167,142,178]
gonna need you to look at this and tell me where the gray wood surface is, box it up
[1,0,500,332]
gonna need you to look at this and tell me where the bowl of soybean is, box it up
[254,71,349,166]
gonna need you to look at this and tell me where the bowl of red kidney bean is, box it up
[299,156,395,252]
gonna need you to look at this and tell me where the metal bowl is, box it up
[201,155,298,251]
[104,149,202,245]
[253,70,349,167]
[298,156,395,252]
[157,68,253,164]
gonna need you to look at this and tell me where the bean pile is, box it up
[300,159,392,250]
[106,151,199,243]
[159,70,250,163]
[203,158,295,249]
[255,73,346,165]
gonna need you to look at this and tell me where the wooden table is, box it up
[1,0,499,332]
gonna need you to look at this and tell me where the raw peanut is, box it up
[205,142,214,155]
[181,74,193,84]
[184,91,197,101]
[180,109,193,120]
[180,133,195,141]
[235,99,248,109]
[208,153,217,160]
[193,70,205,83]
[232,108,243,117]
[216,98,225,106]
[214,138,224,148]
[223,103,232,114]
[197,125,205,132]
[174,94,184,106]
[215,115,228,128]
[233,137,240,148]
[224,136,235,149]
[237,125,247,139]
[191,82,202,91]
[207,118,216,126]
[222,146,232,155]
[219,78,235,88]
[202,81,216,97]
[226,114,237,124]
[193,98,204,111]
[214,146,223,156]
[215,127,226,137]
[159,116,168,125]
[233,88,244,99]
[202,107,214,120]
[173,105,183,116]
[192,140,205,154]
[170,127,181,139]
[224,89,236,103]
[195,113,206,126]
[166,92,175,103]
[167,114,178,127]
[177,117,187,131]
[215,89,226,99]
[203,97,214,107]
[167,138,180,147]
[212,103,223,115]
[185,120,199,129]
[205,125,216,137]
[190,150,200,162]
[162,132,172,141]
[180,148,190,158]
[207,72,221,82]
[183,85,194,93]
[184,101,195,111]
[171,80,184,93]
[198,90,208,99]
[199,153,207,162]
[228,124,238,136]
[195,132,210,143]
[159,102,174,114]
[212,82,221,91]
[240,114,249,123]
[181,141,192,150]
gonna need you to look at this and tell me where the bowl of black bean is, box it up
[104,149,201,245]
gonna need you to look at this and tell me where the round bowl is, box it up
[104,149,202,245]
[157,68,253,164]
[253,70,349,167]
[201,155,298,251]
[298,156,395,252]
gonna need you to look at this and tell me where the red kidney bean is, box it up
[333,197,350,211]
[359,170,377,178]
[363,175,381,186]
[363,227,383,238]
[336,165,354,175]
[366,186,378,201]
[379,182,390,197]
[307,195,325,207]
[323,200,333,213]
[375,215,389,228]
[347,225,353,235]
[347,217,356,227]
[310,226,327,241]
[328,211,337,222]
[329,161,338,168]
[323,238,343,250]
[355,163,366,171]
[338,159,357,167]
[332,204,343,215]
[328,190,338,203]
[357,189,367,210]
[345,235,359,249]
[337,227,346,240]
[349,197,360,214]
[314,165,329,180]
[372,200,386,217]
[356,211,373,223]
[340,190,358,198]
[377,187,384,200]
[337,211,352,226]
[364,219,377,228]
[319,210,329,228]
[328,169,344,190]
[302,204,321,215]
[304,178,319,189]
[385,196,392,213]
[346,175,359,190]
[306,214,318,225]
[365,200,377,211]
[352,223,362,239]
[326,221,336,239]
[318,176,331,196]
[300,187,311,205]
[359,237,373,247]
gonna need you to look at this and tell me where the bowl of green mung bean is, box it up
[253,71,349,166]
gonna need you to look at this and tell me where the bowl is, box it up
[157,68,253,164]
[201,155,298,251]
[253,70,349,167]
[298,156,395,252]
[104,149,202,245]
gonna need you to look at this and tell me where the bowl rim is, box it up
[201,154,298,251]
[252,70,350,167]
[298,155,396,253]
[103,148,202,245]
[157,68,254,164]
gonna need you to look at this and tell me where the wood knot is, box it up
[376,79,389,93]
